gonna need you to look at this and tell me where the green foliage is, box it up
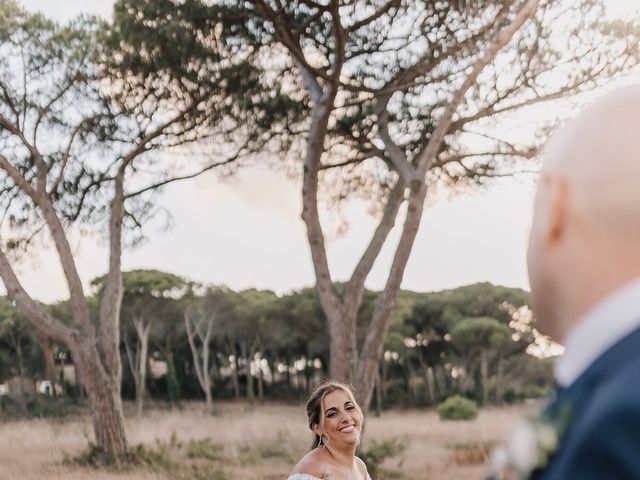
[65,442,136,469]
[0,297,46,388]
[65,435,228,480]
[186,438,224,461]
[178,466,227,480]
[93,269,186,298]
[129,442,177,471]
[503,385,548,404]
[109,0,305,159]
[446,441,493,466]
[437,395,478,421]
[450,317,511,352]
[0,277,552,410]
[237,436,295,466]
[360,438,406,477]
[165,353,181,403]
[0,394,81,420]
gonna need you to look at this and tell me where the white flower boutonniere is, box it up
[490,402,572,480]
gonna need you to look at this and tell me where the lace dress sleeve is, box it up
[288,472,371,479]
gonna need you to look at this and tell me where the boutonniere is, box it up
[489,401,572,480]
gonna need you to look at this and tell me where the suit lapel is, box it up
[530,324,640,479]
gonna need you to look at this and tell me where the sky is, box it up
[11,0,640,303]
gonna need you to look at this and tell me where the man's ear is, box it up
[544,175,568,245]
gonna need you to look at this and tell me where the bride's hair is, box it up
[305,380,363,449]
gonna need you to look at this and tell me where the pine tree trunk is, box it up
[204,379,213,412]
[231,344,240,398]
[495,354,504,403]
[242,343,255,405]
[285,353,292,391]
[327,308,358,382]
[354,185,428,410]
[38,337,57,397]
[418,356,435,404]
[442,364,452,394]
[480,350,489,406]
[406,357,418,400]
[374,368,382,417]
[75,347,128,460]
[257,359,265,403]
[15,337,27,414]
[135,321,149,419]
[165,350,180,406]
[381,357,388,402]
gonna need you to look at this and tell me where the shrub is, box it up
[360,438,406,477]
[447,442,492,466]
[503,385,549,404]
[437,395,478,421]
[0,395,82,420]
[237,435,295,466]
[520,384,548,399]
[502,388,520,404]
[186,438,225,461]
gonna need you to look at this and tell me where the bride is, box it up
[288,381,371,480]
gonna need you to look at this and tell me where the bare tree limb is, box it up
[0,114,48,192]
[97,171,125,377]
[416,0,540,177]
[125,150,243,199]
[346,0,401,33]
[0,244,74,346]
[377,111,418,185]
[343,180,405,313]
[50,113,112,196]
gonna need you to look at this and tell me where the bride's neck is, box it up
[323,444,358,467]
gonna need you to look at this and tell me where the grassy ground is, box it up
[0,401,537,480]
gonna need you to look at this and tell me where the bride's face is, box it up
[318,389,363,448]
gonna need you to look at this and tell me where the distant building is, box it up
[62,364,77,385]
[6,376,36,395]
[36,380,63,396]
[149,359,167,379]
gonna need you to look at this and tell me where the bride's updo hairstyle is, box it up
[305,381,363,449]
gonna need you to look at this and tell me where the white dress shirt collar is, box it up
[554,277,640,387]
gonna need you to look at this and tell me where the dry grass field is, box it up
[0,402,537,480]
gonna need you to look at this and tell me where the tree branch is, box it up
[377,111,418,185]
[0,244,74,346]
[346,0,401,33]
[343,180,405,312]
[416,0,540,177]
[0,114,48,193]
[120,99,202,171]
[0,80,20,125]
[125,150,243,199]
[450,82,591,132]
[50,113,112,196]
[97,171,125,377]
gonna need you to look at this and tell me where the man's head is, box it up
[527,86,640,343]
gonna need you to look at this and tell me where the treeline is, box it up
[0,270,554,415]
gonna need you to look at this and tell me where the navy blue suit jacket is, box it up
[531,325,640,479]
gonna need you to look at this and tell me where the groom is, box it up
[494,85,640,479]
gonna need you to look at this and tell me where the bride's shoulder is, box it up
[289,448,326,480]
[355,456,371,479]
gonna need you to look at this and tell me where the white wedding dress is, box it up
[288,474,372,479]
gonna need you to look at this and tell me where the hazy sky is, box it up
[12,0,640,302]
